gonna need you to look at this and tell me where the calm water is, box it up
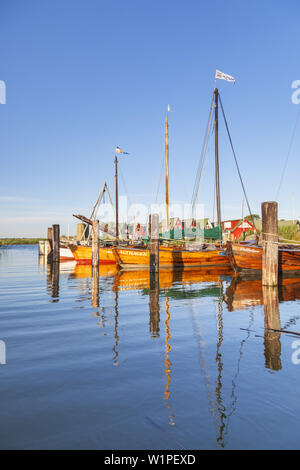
[0,245,300,450]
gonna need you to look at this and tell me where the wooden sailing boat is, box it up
[70,87,233,267]
[226,241,300,274]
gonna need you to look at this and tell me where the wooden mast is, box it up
[115,155,119,243]
[165,114,170,232]
[214,88,222,234]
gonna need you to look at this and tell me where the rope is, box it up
[119,164,132,207]
[218,94,257,231]
[154,149,165,203]
[191,93,215,213]
[275,106,300,200]
[260,232,300,245]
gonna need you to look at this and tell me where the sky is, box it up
[1,0,300,237]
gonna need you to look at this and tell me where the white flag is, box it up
[215,70,235,84]
[115,146,129,155]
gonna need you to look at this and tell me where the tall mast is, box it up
[165,114,170,232]
[214,88,222,231]
[115,155,119,243]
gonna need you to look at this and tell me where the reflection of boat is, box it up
[224,275,300,311]
[70,263,118,279]
[227,242,300,274]
[112,266,232,291]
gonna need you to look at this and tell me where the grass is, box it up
[278,225,300,242]
[0,238,45,246]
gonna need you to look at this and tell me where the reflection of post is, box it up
[149,271,160,337]
[91,265,99,308]
[51,262,59,299]
[263,285,282,371]
[92,220,99,267]
[149,213,160,336]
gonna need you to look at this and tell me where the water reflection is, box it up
[263,286,282,371]
[42,261,300,448]
[46,262,59,301]
[112,290,119,366]
[224,275,300,373]
[149,272,160,337]
[164,296,175,426]
[215,287,226,448]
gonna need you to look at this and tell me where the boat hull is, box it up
[70,244,230,268]
[227,242,300,273]
[60,246,74,260]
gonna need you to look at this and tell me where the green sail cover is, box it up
[161,225,222,240]
[142,224,222,243]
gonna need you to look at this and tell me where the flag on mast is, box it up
[215,70,235,84]
[115,146,129,155]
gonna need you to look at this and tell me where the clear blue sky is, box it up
[1,0,300,237]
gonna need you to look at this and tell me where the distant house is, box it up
[222,218,256,240]
[133,223,146,240]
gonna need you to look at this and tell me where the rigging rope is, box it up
[154,148,165,204]
[218,93,257,231]
[275,106,300,200]
[191,93,215,213]
[119,164,132,207]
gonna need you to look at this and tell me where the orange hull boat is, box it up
[70,244,230,268]
[227,242,300,273]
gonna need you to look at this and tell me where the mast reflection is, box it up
[164,296,175,426]
[215,282,226,448]
[112,290,119,366]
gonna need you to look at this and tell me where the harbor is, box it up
[1,244,300,449]
[1,0,300,454]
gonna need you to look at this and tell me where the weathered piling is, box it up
[92,219,99,267]
[262,202,278,286]
[91,265,99,308]
[263,285,282,371]
[45,227,53,263]
[149,272,160,337]
[52,224,60,263]
[149,213,159,273]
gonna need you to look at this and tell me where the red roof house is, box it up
[222,218,256,240]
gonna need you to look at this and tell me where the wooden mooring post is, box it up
[92,219,99,267]
[45,227,53,263]
[262,202,278,286]
[52,224,60,263]
[149,213,159,273]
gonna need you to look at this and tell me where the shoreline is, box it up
[0,238,45,246]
